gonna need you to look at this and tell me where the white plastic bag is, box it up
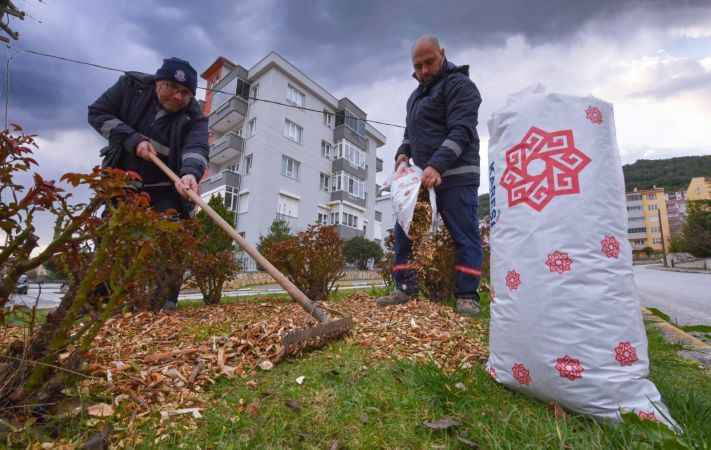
[384,162,437,237]
[486,87,676,427]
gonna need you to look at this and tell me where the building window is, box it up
[653,238,662,244]
[247,117,257,137]
[284,119,303,144]
[627,227,646,234]
[321,140,332,159]
[277,194,299,218]
[375,210,382,222]
[334,139,367,169]
[319,172,330,192]
[287,84,305,107]
[250,83,259,101]
[223,186,238,212]
[331,171,366,200]
[648,204,658,211]
[323,110,334,128]
[239,192,249,213]
[244,154,253,174]
[646,194,656,200]
[281,155,300,180]
[336,109,365,136]
[317,212,329,225]
[627,194,642,201]
[343,212,358,228]
[331,212,339,225]
[627,206,642,212]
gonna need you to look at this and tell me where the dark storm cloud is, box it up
[4,0,709,136]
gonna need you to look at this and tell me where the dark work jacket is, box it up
[395,59,482,190]
[88,72,209,186]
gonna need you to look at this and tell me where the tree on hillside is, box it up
[680,200,711,258]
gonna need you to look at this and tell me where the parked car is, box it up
[15,274,29,295]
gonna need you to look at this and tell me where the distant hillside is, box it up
[623,155,711,192]
[478,194,489,220]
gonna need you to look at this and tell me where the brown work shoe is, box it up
[375,290,411,307]
[455,297,480,316]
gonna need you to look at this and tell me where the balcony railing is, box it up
[209,96,248,133]
[199,169,240,195]
[210,132,244,165]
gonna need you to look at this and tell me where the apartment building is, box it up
[665,190,688,237]
[625,186,671,253]
[374,188,394,250]
[198,53,387,268]
[687,177,711,201]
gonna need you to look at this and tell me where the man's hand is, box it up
[175,174,197,199]
[136,140,157,161]
[422,166,442,189]
[395,154,410,168]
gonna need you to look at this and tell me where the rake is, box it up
[148,153,353,357]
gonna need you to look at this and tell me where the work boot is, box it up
[455,297,480,317]
[375,290,411,307]
[161,300,178,312]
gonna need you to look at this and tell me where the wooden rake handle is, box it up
[148,153,330,323]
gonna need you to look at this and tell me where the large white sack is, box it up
[486,86,676,427]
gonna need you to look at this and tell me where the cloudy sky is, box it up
[3,0,711,246]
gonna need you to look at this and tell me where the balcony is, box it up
[210,132,244,165]
[334,124,368,150]
[209,96,248,134]
[331,190,366,208]
[376,157,383,172]
[199,169,240,195]
[332,158,367,179]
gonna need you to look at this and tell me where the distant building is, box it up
[687,177,711,201]
[197,52,387,269]
[626,186,671,254]
[665,190,688,237]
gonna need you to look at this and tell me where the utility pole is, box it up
[0,1,26,43]
[658,208,668,267]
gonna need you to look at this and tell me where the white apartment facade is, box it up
[198,53,386,269]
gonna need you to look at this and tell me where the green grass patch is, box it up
[647,307,672,322]
[5,289,710,449]
[681,324,711,334]
[125,322,710,449]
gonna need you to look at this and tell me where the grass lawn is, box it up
[4,290,711,449]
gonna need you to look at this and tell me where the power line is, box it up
[16,47,406,129]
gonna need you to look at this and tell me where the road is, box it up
[7,268,709,327]
[634,266,711,326]
[6,281,385,310]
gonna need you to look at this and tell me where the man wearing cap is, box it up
[88,57,209,310]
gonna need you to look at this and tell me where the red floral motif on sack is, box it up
[546,251,573,274]
[601,235,621,258]
[585,106,603,124]
[614,341,639,366]
[512,363,532,385]
[499,127,591,212]
[637,410,657,422]
[487,366,497,379]
[555,355,584,381]
[506,270,521,290]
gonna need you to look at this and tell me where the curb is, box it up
[642,308,711,367]
[649,266,711,275]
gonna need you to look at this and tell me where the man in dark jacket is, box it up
[88,57,209,310]
[376,36,483,316]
